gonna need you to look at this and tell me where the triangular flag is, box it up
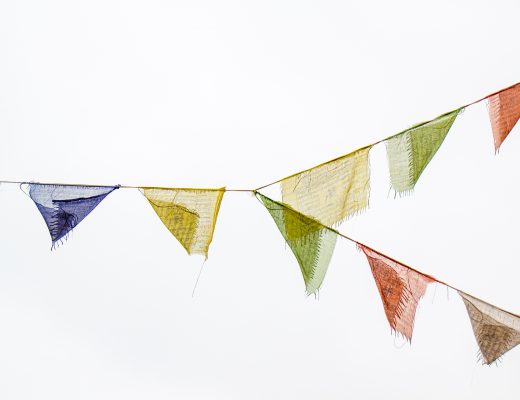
[257,193,337,296]
[281,147,371,227]
[458,291,520,364]
[27,184,118,248]
[141,188,225,258]
[358,244,434,341]
[488,84,520,151]
[386,109,460,194]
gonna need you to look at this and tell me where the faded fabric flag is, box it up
[281,147,371,227]
[27,184,118,248]
[458,291,520,365]
[141,188,225,258]
[358,244,434,341]
[258,193,337,296]
[488,84,520,151]
[386,109,460,194]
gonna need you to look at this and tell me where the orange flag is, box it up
[488,83,520,151]
[358,244,434,341]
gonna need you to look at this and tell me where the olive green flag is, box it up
[257,193,337,295]
[386,109,461,194]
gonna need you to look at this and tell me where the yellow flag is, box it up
[281,147,370,227]
[141,188,225,258]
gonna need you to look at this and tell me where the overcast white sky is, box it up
[1,1,520,399]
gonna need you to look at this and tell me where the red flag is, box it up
[358,244,434,341]
[488,84,520,151]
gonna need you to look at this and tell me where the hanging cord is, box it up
[0,82,517,193]
[252,191,520,318]
[1,83,519,316]
[192,259,206,298]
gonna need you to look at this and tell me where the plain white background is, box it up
[1,1,519,398]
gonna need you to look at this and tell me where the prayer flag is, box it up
[359,244,434,341]
[386,109,460,194]
[488,84,520,151]
[258,193,337,296]
[141,188,225,258]
[459,291,520,364]
[281,147,371,227]
[27,184,118,248]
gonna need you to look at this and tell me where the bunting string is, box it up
[3,82,516,193]
[254,193,520,363]
[255,82,520,191]
[1,82,520,364]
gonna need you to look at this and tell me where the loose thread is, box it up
[192,258,206,298]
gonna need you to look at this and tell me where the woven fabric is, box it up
[28,184,117,248]
[141,188,225,258]
[459,291,520,364]
[359,244,434,341]
[488,84,520,151]
[281,147,371,227]
[258,193,337,296]
[386,109,460,194]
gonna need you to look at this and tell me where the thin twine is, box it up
[0,82,517,193]
[192,259,206,298]
[1,82,519,316]
[253,192,520,318]
[0,181,254,192]
[254,82,518,191]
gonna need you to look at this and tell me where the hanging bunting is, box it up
[257,193,337,296]
[27,184,118,248]
[386,109,461,194]
[141,187,225,258]
[358,244,434,341]
[2,81,520,366]
[458,291,520,364]
[488,84,520,151]
[281,147,371,227]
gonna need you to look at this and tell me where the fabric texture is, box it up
[386,109,460,194]
[27,184,118,248]
[258,193,337,296]
[281,147,371,227]
[359,244,434,341]
[488,84,520,151]
[141,188,225,258]
[458,291,520,365]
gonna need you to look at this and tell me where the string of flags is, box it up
[257,194,520,365]
[2,82,520,364]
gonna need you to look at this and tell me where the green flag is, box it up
[257,193,337,295]
[386,109,460,194]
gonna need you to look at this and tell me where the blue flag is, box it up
[27,184,118,248]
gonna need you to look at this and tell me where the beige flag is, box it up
[459,291,520,364]
[141,188,225,258]
[281,147,371,227]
